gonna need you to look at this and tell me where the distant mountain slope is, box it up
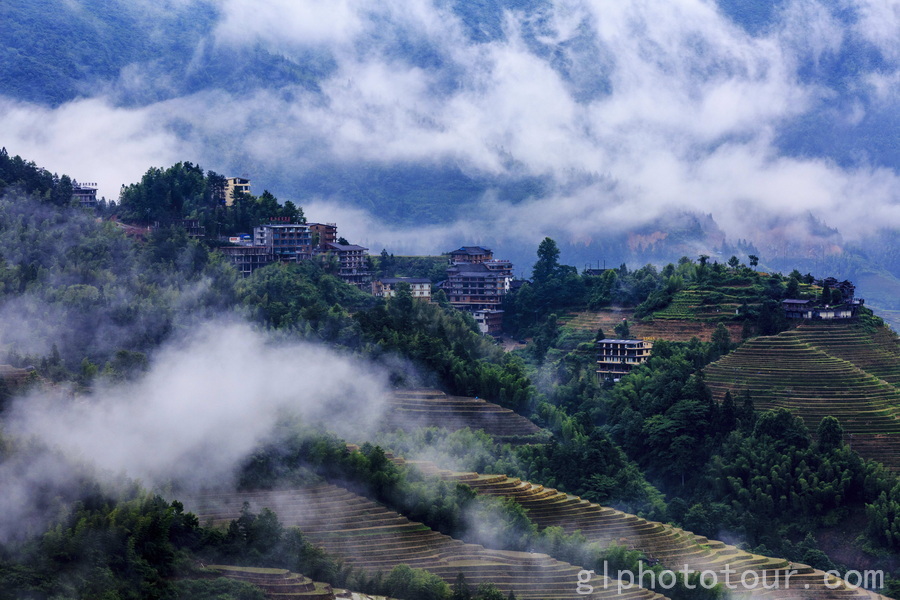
[0,0,329,106]
[704,321,900,471]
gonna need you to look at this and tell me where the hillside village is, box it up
[4,153,900,600]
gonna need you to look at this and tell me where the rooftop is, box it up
[381,277,431,284]
[597,339,649,344]
[325,242,368,252]
[450,246,492,255]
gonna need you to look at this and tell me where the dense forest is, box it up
[0,151,899,598]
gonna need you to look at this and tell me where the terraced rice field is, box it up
[186,486,668,600]
[788,322,900,385]
[561,309,743,342]
[406,462,889,600]
[704,322,900,470]
[206,565,338,599]
[384,389,545,443]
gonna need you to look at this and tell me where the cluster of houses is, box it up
[781,278,864,320]
[219,220,371,290]
[85,174,511,335]
[213,181,513,335]
[363,245,513,336]
[223,237,513,335]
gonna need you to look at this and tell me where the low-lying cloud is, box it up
[0,320,391,542]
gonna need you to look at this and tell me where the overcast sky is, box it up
[2,0,899,255]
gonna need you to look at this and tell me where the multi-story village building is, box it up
[323,242,371,289]
[253,222,312,261]
[444,262,513,310]
[443,245,513,334]
[218,246,275,276]
[372,277,431,300]
[73,181,98,208]
[596,339,653,381]
[308,223,338,249]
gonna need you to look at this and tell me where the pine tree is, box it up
[721,390,737,431]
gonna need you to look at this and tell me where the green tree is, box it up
[389,282,414,318]
[786,276,800,298]
[720,390,737,431]
[532,237,561,286]
[452,573,472,600]
[816,416,844,453]
[748,254,759,268]
[614,320,630,339]
[711,323,731,356]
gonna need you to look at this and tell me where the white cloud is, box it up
[853,0,900,62]
[214,0,366,48]
[6,321,390,486]
[5,0,900,256]
[0,97,184,200]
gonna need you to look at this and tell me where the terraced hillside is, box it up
[788,322,900,385]
[384,389,546,443]
[651,287,746,321]
[186,485,668,600]
[206,565,395,600]
[562,309,743,342]
[205,565,337,599]
[704,322,900,470]
[406,462,889,600]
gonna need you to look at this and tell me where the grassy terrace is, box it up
[185,485,668,600]
[561,309,744,343]
[651,289,740,321]
[383,389,545,443]
[406,462,889,600]
[704,322,900,470]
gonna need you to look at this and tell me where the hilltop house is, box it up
[0,364,35,387]
[782,278,864,320]
[782,299,859,320]
[73,181,98,208]
[596,339,653,381]
[224,176,251,206]
[372,277,431,300]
